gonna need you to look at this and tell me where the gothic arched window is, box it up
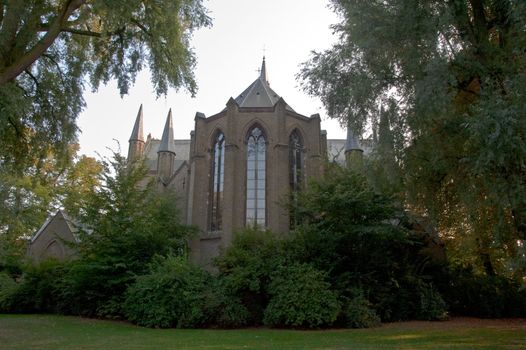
[289,129,303,192]
[210,132,225,231]
[246,126,266,227]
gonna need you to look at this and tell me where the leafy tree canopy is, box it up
[0,144,102,269]
[0,0,211,172]
[289,166,448,321]
[62,152,195,317]
[300,0,526,278]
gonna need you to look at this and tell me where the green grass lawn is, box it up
[0,314,524,350]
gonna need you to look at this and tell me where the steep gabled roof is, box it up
[232,57,294,111]
[31,210,77,243]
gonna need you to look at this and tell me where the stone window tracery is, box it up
[246,126,266,227]
[210,132,225,231]
[289,130,303,192]
[289,129,304,228]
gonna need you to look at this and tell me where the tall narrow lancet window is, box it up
[210,132,225,231]
[289,130,303,192]
[246,126,266,227]
[289,130,303,228]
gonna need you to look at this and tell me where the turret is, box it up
[157,109,176,184]
[127,104,145,163]
[345,122,363,170]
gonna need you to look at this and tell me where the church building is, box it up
[127,58,368,266]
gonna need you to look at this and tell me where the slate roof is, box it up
[158,109,177,154]
[232,57,294,111]
[328,139,373,163]
[30,210,79,243]
[144,138,371,168]
[144,139,189,172]
[345,126,362,151]
[129,104,144,142]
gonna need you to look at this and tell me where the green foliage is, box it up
[0,0,211,174]
[0,1,210,249]
[417,282,448,321]
[5,260,67,314]
[288,167,447,322]
[214,227,286,324]
[294,165,397,230]
[0,145,102,266]
[0,272,18,312]
[442,267,526,318]
[123,255,208,328]
[290,167,403,281]
[59,153,194,317]
[263,263,340,328]
[59,155,104,219]
[205,285,251,328]
[341,290,381,329]
[124,255,251,329]
[0,236,25,276]
[300,0,526,280]
[364,105,404,198]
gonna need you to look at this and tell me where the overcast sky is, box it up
[77,0,345,158]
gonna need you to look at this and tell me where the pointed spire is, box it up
[345,123,362,152]
[129,104,144,142]
[260,56,268,84]
[345,121,364,170]
[158,109,176,154]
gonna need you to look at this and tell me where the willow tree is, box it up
[0,1,210,241]
[300,1,526,277]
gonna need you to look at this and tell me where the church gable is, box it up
[28,210,77,262]
[125,58,369,267]
[184,58,326,267]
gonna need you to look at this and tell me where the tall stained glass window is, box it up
[289,130,303,228]
[246,126,266,226]
[210,132,225,231]
[289,130,303,192]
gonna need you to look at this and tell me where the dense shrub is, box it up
[0,272,17,312]
[288,168,450,323]
[55,155,195,318]
[0,239,24,277]
[57,258,127,317]
[7,161,524,328]
[442,267,526,317]
[212,296,250,328]
[416,282,448,320]
[263,263,340,328]
[123,255,209,328]
[340,290,381,328]
[214,227,286,324]
[196,277,251,328]
[7,260,67,313]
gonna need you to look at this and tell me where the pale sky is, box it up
[77,0,345,158]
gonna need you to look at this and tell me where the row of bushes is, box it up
[0,252,372,328]
[0,227,447,328]
[1,168,525,328]
[2,229,526,328]
[124,255,344,328]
